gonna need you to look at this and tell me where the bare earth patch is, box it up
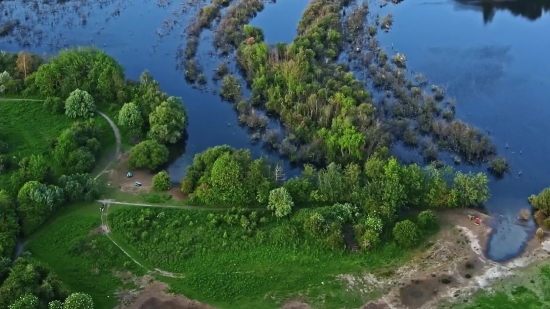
[340,209,550,309]
[122,282,216,309]
[89,224,110,235]
[108,152,187,201]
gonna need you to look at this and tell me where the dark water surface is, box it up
[1,0,549,261]
[376,0,550,260]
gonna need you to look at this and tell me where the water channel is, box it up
[0,0,549,261]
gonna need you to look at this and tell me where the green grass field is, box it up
[106,206,430,309]
[0,99,115,187]
[26,202,145,309]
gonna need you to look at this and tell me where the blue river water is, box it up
[0,0,548,261]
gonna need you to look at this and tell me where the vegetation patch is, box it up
[27,203,144,309]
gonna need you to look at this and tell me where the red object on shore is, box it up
[475,217,481,225]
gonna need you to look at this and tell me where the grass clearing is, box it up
[26,202,145,309]
[0,99,116,187]
[108,206,431,309]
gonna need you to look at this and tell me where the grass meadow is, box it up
[26,202,145,309]
[107,206,430,309]
[0,99,116,187]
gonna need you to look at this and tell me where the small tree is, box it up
[0,71,11,94]
[43,97,64,115]
[267,187,293,218]
[152,171,171,191]
[8,294,39,309]
[128,140,169,170]
[16,51,32,77]
[417,210,439,230]
[63,293,93,309]
[65,89,96,119]
[359,229,380,250]
[118,102,144,138]
[393,220,419,248]
[536,227,544,240]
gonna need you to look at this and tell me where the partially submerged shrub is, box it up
[220,75,242,103]
[392,53,406,68]
[518,208,530,221]
[488,156,509,177]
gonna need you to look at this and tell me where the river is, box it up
[0,0,548,261]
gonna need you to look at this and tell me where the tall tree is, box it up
[148,97,188,144]
[16,51,32,78]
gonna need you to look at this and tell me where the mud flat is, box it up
[345,209,550,309]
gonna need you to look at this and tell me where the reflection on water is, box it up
[455,0,550,23]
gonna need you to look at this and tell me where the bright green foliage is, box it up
[450,172,490,207]
[267,187,293,218]
[59,174,99,203]
[31,48,126,103]
[0,257,68,309]
[53,121,103,174]
[379,158,406,222]
[359,229,380,250]
[65,89,96,119]
[17,180,65,235]
[182,146,275,206]
[0,190,18,259]
[393,220,419,248]
[529,188,550,212]
[109,206,408,307]
[43,97,64,115]
[8,294,39,309]
[220,75,242,102]
[209,153,246,204]
[147,97,188,144]
[152,171,171,191]
[417,210,439,231]
[48,301,63,309]
[128,140,169,170]
[10,155,53,191]
[118,102,144,138]
[63,293,93,309]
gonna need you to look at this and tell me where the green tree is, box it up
[48,301,63,309]
[267,187,293,218]
[59,174,99,202]
[65,89,96,119]
[128,140,169,170]
[152,171,171,191]
[203,152,246,205]
[450,172,490,207]
[118,102,144,138]
[63,293,93,309]
[148,97,187,144]
[417,210,439,230]
[8,294,39,309]
[529,188,550,212]
[393,220,419,248]
[32,48,126,103]
[17,181,64,236]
